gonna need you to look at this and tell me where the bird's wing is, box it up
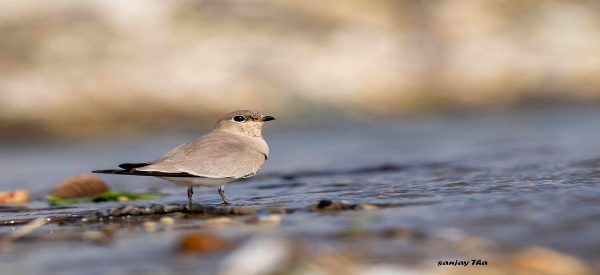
[136,131,267,178]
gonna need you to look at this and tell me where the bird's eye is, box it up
[233,115,246,122]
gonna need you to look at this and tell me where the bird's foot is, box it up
[218,186,231,206]
[187,186,194,211]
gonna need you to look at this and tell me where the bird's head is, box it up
[215,110,275,138]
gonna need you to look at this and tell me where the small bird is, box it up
[93,110,275,207]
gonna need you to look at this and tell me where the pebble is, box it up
[142,221,157,232]
[308,200,346,211]
[308,200,383,212]
[159,217,175,226]
[511,247,591,275]
[354,204,379,210]
[0,189,29,205]
[178,232,230,253]
[49,174,109,198]
[117,196,129,202]
[219,236,290,275]
[245,214,282,224]
[204,217,232,225]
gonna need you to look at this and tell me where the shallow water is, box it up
[1,108,600,273]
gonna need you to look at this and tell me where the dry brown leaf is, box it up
[49,174,109,198]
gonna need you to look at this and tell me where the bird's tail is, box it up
[92,162,153,175]
[92,169,134,175]
[118,162,150,170]
[92,168,199,178]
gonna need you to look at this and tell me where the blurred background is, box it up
[1,0,600,139]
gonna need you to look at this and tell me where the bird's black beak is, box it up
[261,115,275,122]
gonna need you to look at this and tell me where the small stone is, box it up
[143,221,157,232]
[205,217,232,225]
[117,196,129,202]
[178,232,230,253]
[246,214,282,224]
[82,231,113,243]
[219,236,290,275]
[0,189,29,205]
[308,200,345,211]
[511,247,591,275]
[49,174,109,198]
[160,217,175,226]
[163,204,185,212]
[354,204,379,210]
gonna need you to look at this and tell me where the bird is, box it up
[93,110,275,208]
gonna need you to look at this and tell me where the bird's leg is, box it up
[218,186,230,205]
[187,186,194,210]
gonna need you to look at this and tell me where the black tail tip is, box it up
[92,169,122,174]
[118,163,149,170]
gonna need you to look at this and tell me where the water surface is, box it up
[1,108,600,273]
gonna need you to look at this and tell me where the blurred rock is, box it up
[219,236,291,275]
[204,217,233,226]
[116,196,129,202]
[308,200,382,212]
[354,204,379,210]
[309,200,347,211]
[142,221,157,232]
[0,188,29,205]
[177,232,230,254]
[511,247,592,275]
[49,174,109,198]
[159,216,175,226]
[245,214,282,224]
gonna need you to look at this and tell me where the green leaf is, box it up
[46,195,79,205]
[46,192,164,205]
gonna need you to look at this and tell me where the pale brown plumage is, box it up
[137,130,268,178]
[93,110,275,206]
